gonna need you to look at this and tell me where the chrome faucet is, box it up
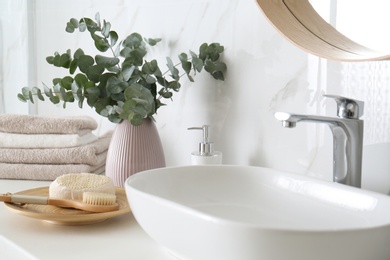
[274,95,364,188]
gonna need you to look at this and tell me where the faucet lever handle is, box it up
[324,94,364,119]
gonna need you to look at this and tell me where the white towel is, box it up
[0,131,98,148]
[0,132,111,165]
[0,114,97,134]
[0,163,106,181]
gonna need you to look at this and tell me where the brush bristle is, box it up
[82,192,116,206]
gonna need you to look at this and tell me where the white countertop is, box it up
[0,179,174,260]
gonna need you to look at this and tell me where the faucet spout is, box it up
[275,111,364,188]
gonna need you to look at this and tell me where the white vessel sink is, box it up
[125,165,390,260]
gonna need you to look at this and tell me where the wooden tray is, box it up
[4,186,131,225]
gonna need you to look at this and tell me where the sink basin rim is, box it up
[126,165,390,232]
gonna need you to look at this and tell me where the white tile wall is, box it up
[1,0,390,191]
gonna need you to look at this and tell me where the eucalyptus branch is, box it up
[18,12,227,126]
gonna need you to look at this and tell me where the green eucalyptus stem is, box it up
[18,12,227,126]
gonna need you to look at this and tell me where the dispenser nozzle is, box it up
[187,125,214,155]
[187,125,210,143]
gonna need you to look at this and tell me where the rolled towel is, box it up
[0,131,98,148]
[0,132,111,165]
[0,114,97,134]
[0,162,106,181]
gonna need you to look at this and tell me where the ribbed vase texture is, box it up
[105,118,166,186]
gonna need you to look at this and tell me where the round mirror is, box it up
[310,0,390,53]
[256,0,390,61]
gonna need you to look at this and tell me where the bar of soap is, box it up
[49,173,115,200]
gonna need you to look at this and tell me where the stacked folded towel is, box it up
[0,114,112,181]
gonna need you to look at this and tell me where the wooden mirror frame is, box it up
[256,0,390,61]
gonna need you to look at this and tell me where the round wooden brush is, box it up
[0,191,119,213]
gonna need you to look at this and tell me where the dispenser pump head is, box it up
[188,125,214,155]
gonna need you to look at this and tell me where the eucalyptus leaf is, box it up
[66,22,75,33]
[53,83,62,96]
[120,48,147,65]
[99,108,109,117]
[144,75,156,84]
[95,55,120,68]
[109,31,118,47]
[86,64,105,82]
[19,87,32,102]
[204,60,227,80]
[78,21,87,32]
[35,88,44,101]
[66,91,75,102]
[207,43,224,61]
[130,114,143,126]
[84,80,95,90]
[50,52,72,68]
[187,74,194,82]
[106,66,120,73]
[43,85,52,97]
[145,37,161,46]
[142,60,161,76]
[78,55,94,73]
[49,96,60,104]
[211,71,224,81]
[46,56,54,65]
[121,64,135,81]
[59,87,68,101]
[114,101,124,113]
[69,59,78,74]
[178,53,188,62]
[94,99,111,116]
[26,90,34,103]
[71,81,80,100]
[179,53,191,74]
[59,53,71,68]
[78,96,84,108]
[110,92,125,102]
[74,48,84,59]
[199,43,208,60]
[112,42,120,58]
[123,33,143,48]
[52,79,61,88]
[95,13,101,27]
[70,18,78,28]
[76,88,84,102]
[107,114,122,123]
[98,72,117,86]
[74,73,89,87]
[21,87,30,98]
[83,18,99,33]
[61,76,73,90]
[86,86,100,95]
[124,83,152,101]
[189,51,203,72]
[159,90,172,99]
[52,54,61,66]
[166,57,179,80]
[94,37,110,52]
[17,93,27,102]
[106,76,128,94]
[101,20,111,38]
[168,81,180,91]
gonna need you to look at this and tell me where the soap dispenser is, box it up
[187,125,222,165]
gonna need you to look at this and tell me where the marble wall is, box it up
[1,0,390,191]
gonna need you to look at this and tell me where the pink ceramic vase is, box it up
[105,118,166,187]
